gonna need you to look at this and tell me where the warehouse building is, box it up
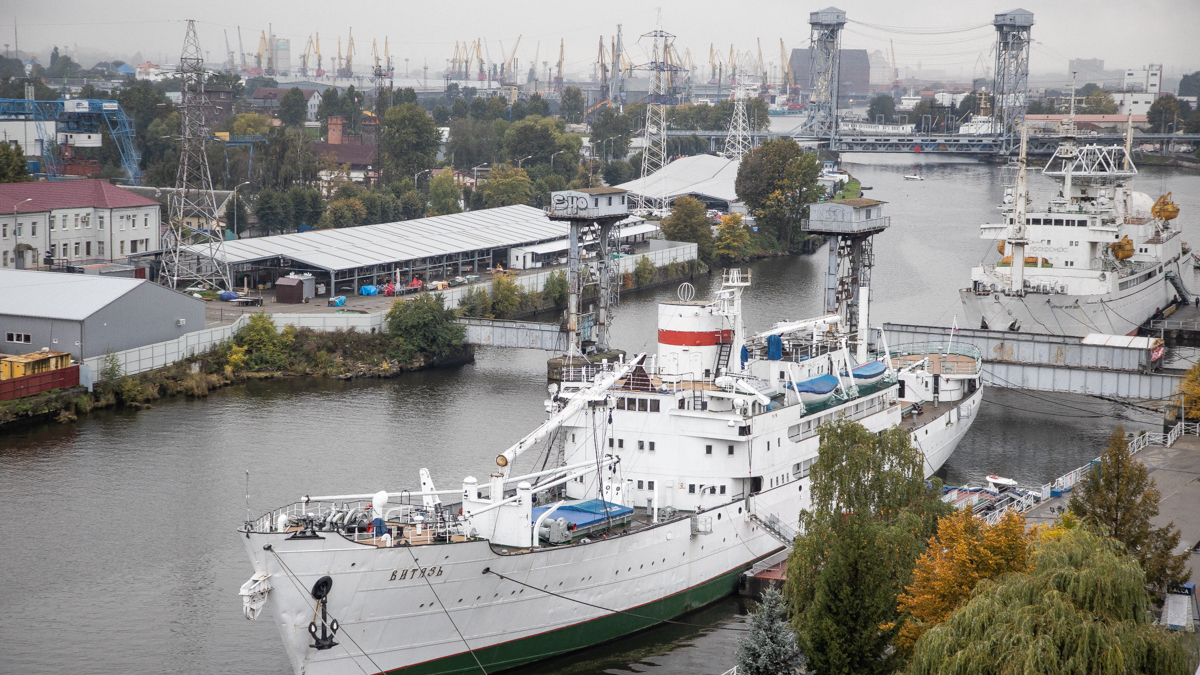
[0,269,205,360]
[617,154,740,211]
[162,204,648,293]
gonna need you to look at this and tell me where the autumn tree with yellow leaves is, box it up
[896,508,1031,650]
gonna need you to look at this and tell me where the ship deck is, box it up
[888,353,977,377]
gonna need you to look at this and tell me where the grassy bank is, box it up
[1,296,472,431]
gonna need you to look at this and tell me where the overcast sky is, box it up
[4,0,1197,84]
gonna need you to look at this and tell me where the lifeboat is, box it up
[1109,236,1134,260]
[1152,192,1180,221]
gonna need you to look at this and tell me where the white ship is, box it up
[960,115,1186,336]
[238,269,983,675]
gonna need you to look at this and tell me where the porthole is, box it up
[717,513,722,520]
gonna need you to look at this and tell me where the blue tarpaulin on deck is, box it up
[531,499,633,529]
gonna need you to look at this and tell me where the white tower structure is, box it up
[636,23,685,211]
[163,20,232,291]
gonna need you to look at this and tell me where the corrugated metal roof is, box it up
[1081,333,1162,350]
[0,269,145,321]
[187,204,571,272]
[617,154,740,204]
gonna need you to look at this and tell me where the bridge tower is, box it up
[992,9,1034,153]
[803,198,890,363]
[162,20,232,291]
[798,7,846,142]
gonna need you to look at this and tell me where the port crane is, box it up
[314,33,324,76]
[555,39,564,91]
[237,27,247,70]
[224,30,234,72]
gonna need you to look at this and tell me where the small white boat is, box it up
[903,174,924,181]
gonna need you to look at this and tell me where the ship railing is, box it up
[891,343,982,375]
[1149,319,1200,331]
[249,499,464,537]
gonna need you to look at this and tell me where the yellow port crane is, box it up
[555,39,564,92]
[301,35,315,77]
[344,29,356,77]
[780,39,791,93]
[500,34,521,83]
[314,33,322,76]
[255,30,268,71]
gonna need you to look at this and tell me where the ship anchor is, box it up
[308,575,339,651]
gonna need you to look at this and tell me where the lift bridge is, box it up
[0,98,143,184]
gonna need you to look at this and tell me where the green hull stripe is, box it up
[382,553,777,675]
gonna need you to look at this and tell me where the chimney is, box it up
[328,116,346,145]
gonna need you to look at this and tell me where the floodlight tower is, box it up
[798,6,845,142]
[992,9,1033,153]
[162,20,232,291]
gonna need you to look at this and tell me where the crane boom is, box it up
[315,33,322,75]
[780,39,789,89]
[224,30,234,72]
[238,26,246,69]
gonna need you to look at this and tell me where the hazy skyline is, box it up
[5,0,1198,84]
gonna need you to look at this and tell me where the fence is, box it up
[82,314,251,381]
[0,365,80,401]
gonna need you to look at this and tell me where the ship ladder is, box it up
[716,340,733,374]
[749,512,796,546]
[1166,270,1191,303]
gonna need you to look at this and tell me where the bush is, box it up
[458,286,492,318]
[489,272,523,319]
[543,269,568,307]
[633,256,656,288]
[386,294,465,358]
[233,313,292,371]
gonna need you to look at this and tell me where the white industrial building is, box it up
[616,154,741,211]
[0,180,162,272]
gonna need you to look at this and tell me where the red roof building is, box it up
[0,180,162,271]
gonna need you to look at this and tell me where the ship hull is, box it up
[959,264,1179,337]
[244,394,977,675]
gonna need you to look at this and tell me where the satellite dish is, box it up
[677,282,695,302]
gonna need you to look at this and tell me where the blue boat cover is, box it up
[788,374,839,395]
[767,334,784,360]
[531,499,633,529]
[850,360,887,379]
[740,345,750,366]
[219,291,239,301]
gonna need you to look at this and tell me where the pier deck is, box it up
[1024,435,1200,581]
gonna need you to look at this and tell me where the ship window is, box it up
[650,399,660,412]
[1054,219,1063,225]
[678,398,686,410]
[720,485,726,494]
[710,487,716,494]
[638,399,648,412]
[638,440,645,450]
[616,397,626,410]
[618,439,624,448]
[571,434,575,443]
[1031,218,1041,225]
[767,441,771,451]
[779,370,786,379]
[705,444,713,454]
[638,480,644,489]
[689,484,696,494]
[608,438,614,447]
[728,444,734,455]
[649,441,656,451]
[647,481,655,490]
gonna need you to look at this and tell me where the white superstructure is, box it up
[239,272,982,675]
[960,117,1186,336]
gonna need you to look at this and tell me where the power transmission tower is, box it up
[992,9,1033,154]
[798,7,845,142]
[725,87,752,159]
[162,20,232,291]
[636,23,686,211]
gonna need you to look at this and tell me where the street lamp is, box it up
[517,155,533,168]
[414,168,432,189]
[231,181,250,240]
[550,150,564,171]
[472,163,489,184]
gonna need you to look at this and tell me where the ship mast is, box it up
[1008,124,1030,293]
[1060,73,1078,202]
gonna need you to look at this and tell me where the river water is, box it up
[2,160,1198,675]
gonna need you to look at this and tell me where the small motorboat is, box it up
[903,174,924,181]
[986,474,1018,489]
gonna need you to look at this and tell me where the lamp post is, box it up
[550,150,564,171]
[472,163,489,185]
[517,155,533,168]
[232,181,250,240]
[414,168,432,189]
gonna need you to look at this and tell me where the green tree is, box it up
[1081,88,1118,114]
[714,213,750,263]
[542,269,568,306]
[287,186,324,229]
[1180,71,1200,97]
[660,196,714,261]
[559,86,585,123]
[258,127,319,191]
[633,256,656,287]
[1147,93,1186,133]
[601,160,633,186]
[446,117,504,170]
[524,93,551,118]
[399,190,426,220]
[428,171,462,215]
[735,138,821,251]
[488,272,523,318]
[385,293,465,359]
[230,112,271,136]
[253,189,293,235]
[458,285,492,318]
[1185,111,1200,135]
[1069,426,1191,596]
[591,107,633,160]
[906,525,1192,675]
[378,102,441,184]
[785,419,950,675]
[735,587,801,675]
[432,105,450,126]
[477,164,533,207]
[866,94,895,123]
[207,72,245,100]
[278,87,308,126]
[319,197,366,229]
[0,141,30,182]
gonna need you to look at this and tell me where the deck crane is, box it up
[237,26,247,70]
[315,33,324,76]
